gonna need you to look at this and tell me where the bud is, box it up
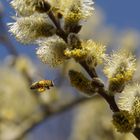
[112,110,135,133]
[33,0,51,13]
[91,77,104,88]
[69,70,97,96]
[109,79,125,93]
[67,33,81,49]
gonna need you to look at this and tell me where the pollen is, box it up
[118,83,140,120]
[83,40,106,67]
[104,50,136,92]
[64,48,87,60]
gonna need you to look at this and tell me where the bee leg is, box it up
[38,88,46,92]
[46,86,50,89]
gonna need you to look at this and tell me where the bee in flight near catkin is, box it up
[30,80,54,93]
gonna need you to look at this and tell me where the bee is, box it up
[30,80,54,93]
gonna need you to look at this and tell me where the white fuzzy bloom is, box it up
[67,0,94,19]
[82,0,94,19]
[49,0,74,12]
[10,0,94,18]
[11,0,37,16]
[8,14,56,44]
[64,0,94,32]
[84,40,106,67]
[117,83,140,114]
[104,50,136,81]
[11,0,51,16]
[36,36,68,67]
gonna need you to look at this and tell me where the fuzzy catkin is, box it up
[9,14,56,44]
[36,36,67,67]
[104,50,136,93]
[117,83,140,122]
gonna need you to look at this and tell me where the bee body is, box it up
[30,80,54,93]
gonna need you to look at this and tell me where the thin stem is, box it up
[98,88,119,112]
[133,128,140,140]
[47,10,68,42]
[15,96,97,140]
[0,36,18,57]
[46,6,140,140]
[0,16,18,57]
[80,60,98,78]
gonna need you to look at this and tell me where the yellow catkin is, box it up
[104,50,136,93]
[132,97,140,119]
[64,49,87,60]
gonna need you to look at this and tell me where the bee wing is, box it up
[30,82,37,89]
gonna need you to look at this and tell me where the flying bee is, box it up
[30,80,54,93]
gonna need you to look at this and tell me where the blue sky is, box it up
[97,0,140,30]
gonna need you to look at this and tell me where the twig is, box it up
[79,60,98,78]
[47,10,68,42]
[0,36,18,57]
[15,96,97,140]
[45,8,140,140]
[133,128,140,140]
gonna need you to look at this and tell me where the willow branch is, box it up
[133,128,140,140]
[15,96,97,140]
[47,10,68,42]
[79,60,98,78]
[46,8,140,140]
[0,36,18,57]
[47,11,118,111]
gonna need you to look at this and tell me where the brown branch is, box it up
[133,128,140,140]
[47,10,68,42]
[15,96,97,140]
[79,60,98,78]
[98,88,119,112]
[45,8,140,140]
[0,36,18,57]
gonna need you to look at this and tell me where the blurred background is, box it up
[0,0,140,140]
